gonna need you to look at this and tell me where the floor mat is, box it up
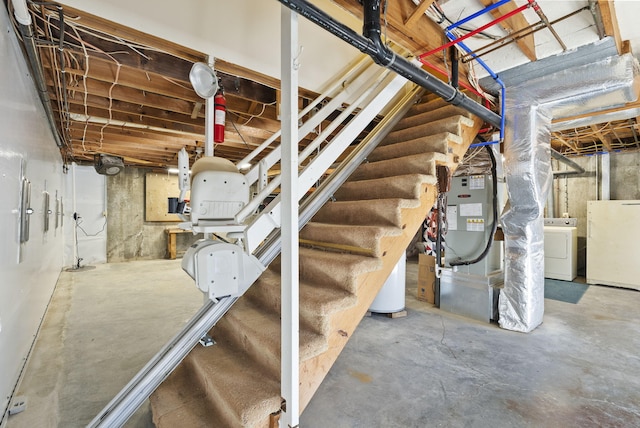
[544,278,589,304]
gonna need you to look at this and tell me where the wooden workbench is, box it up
[165,228,192,259]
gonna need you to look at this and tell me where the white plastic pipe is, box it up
[11,0,31,26]
[204,56,215,157]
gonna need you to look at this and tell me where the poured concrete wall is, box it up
[551,151,640,274]
[107,167,199,262]
[611,151,640,200]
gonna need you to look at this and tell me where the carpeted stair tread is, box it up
[151,362,226,428]
[312,198,420,228]
[215,298,328,375]
[300,222,401,257]
[406,99,475,121]
[164,339,280,427]
[151,81,481,427]
[334,174,436,201]
[368,132,461,162]
[245,268,357,335]
[298,247,382,293]
[348,152,443,181]
[383,115,474,146]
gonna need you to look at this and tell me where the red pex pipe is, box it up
[419,2,531,59]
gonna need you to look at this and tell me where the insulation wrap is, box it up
[499,54,639,332]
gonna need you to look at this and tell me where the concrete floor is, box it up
[7,258,640,427]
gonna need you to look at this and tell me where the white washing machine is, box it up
[543,225,577,281]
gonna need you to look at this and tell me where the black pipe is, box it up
[450,46,459,89]
[277,0,502,128]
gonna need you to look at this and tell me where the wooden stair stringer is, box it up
[149,94,488,427]
[298,110,484,412]
[299,182,437,411]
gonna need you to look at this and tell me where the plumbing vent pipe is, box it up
[277,0,501,128]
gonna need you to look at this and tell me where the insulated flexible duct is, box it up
[500,53,639,332]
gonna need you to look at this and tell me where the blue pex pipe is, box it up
[446,0,513,31]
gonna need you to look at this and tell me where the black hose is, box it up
[434,192,445,308]
[450,142,499,266]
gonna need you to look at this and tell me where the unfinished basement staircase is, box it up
[149,90,483,426]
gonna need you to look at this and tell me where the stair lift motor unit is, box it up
[182,240,265,300]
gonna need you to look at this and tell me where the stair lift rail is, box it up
[89,59,418,428]
[86,297,237,428]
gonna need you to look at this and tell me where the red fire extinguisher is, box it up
[214,87,226,144]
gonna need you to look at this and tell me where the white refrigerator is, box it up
[587,200,640,291]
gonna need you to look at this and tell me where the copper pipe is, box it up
[461,6,588,63]
[531,0,567,50]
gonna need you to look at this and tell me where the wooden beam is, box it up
[552,134,579,153]
[597,0,622,54]
[40,51,197,101]
[50,4,205,63]
[590,124,613,151]
[215,59,319,102]
[57,104,205,135]
[54,91,204,127]
[49,75,196,116]
[51,80,282,129]
[478,0,537,61]
[404,0,436,29]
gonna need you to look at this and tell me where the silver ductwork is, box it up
[500,53,639,332]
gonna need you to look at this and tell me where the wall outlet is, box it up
[8,396,27,415]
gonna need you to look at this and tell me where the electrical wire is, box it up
[235,100,277,126]
[430,2,502,40]
[75,215,107,237]
[228,115,251,149]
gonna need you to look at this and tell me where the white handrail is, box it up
[243,73,409,253]
[242,59,382,188]
[235,67,393,223]
[234,55,371,169]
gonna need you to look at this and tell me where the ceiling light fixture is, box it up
[189,62,218,99]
